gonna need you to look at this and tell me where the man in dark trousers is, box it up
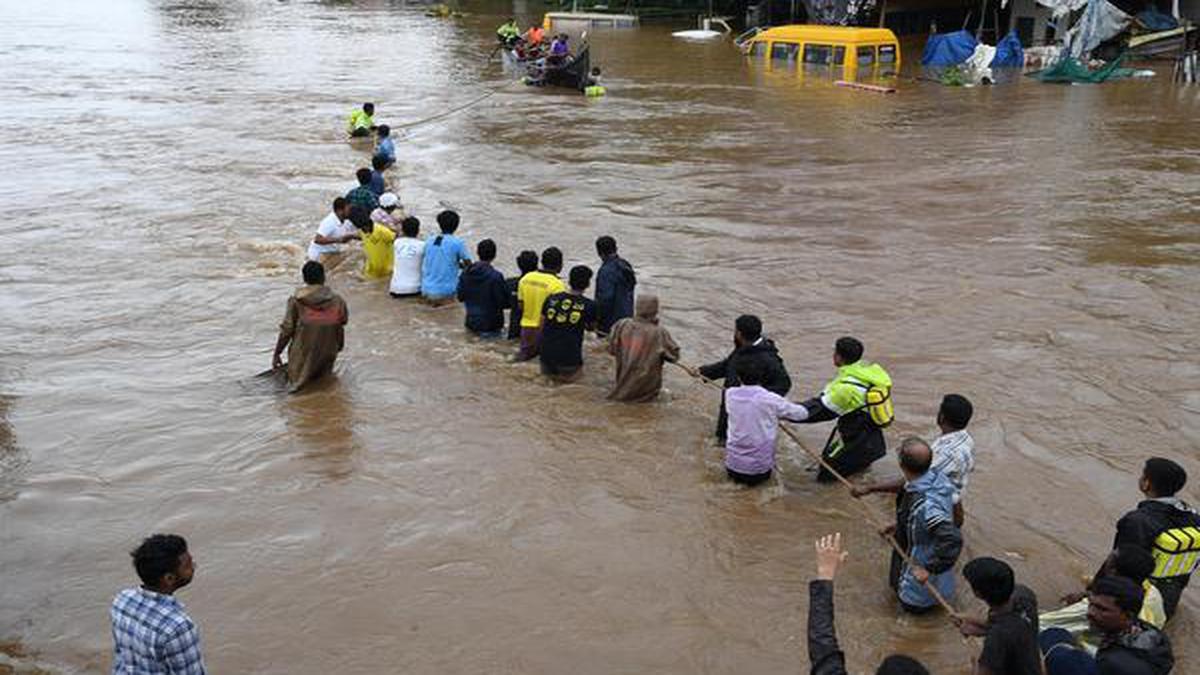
[1111,457,1200,620]
[695,314,791,442]
[593,235,636,338]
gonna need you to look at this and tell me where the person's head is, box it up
[591,66,602,76]
[436,210,460,234]
[876,655,929,675]
[635,293,659,322]
[962,557,1015,608]
[898,436,932,481]
[377,124,390,138]
[379,192,399,212]
[734,314,762,347]
[372,155,388,172]
[569,265,593,292]
[1101,545,1156,584]
[733,355,765,387]
[1140,457,1187,498]
[507,17,515,23]
[400,216,420,238]
[540,247,563,273]
[477,238,497,263]
[834,336,864,367]
[517,250,539,275]
[595,235,617,259]
[131,534,194,593]
[363,102,375,115]
[1087,575,1143,635]
[356,167,372,186]
[349,205,373,233]
[332,196,350,219]
[937,394,973,432]
[302,260,326,286]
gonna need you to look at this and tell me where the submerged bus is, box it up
[743,25,901,79]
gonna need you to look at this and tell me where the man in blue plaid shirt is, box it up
[110,534,206,674]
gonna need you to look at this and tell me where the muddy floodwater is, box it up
[2,0,1200,673]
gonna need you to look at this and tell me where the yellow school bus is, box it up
[743,25,901,78]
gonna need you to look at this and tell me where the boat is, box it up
[504,45,595,92]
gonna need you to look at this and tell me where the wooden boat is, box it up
[503,45,594,92]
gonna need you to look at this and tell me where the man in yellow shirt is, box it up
[515,247,564,361]
[351,206,395,280]
[347,102,375,138]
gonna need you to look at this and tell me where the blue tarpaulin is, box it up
[992,30,1025,67]
[921,31,978,66]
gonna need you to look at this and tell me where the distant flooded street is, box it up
[1,1,1199,672]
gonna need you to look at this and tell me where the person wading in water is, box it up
[272,261,349,392]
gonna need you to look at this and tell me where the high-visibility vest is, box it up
[1152,526,1200,579]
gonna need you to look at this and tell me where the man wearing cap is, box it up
[1039,576,1173,675]
[372,192,403,229]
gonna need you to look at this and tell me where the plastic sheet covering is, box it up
[1136,7,1179,30]
[1036,0,1088,18]
[1030,53,1137,81]
[963,43,997,82]
[806,0,876,24]
[921,30,978,65]
[993,30,1026,66]
[1063,0,1132,58]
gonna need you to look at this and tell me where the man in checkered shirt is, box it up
[110,534,206,674]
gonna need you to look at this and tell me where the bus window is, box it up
[750,42,766,57]
[878,44,896,64]
[833,46,846,65]
[804,44,834,65]
[772,43,799,60]
[857,46,876,66]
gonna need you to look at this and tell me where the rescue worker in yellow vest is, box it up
[347,102,375,138]
[497,18,521,46]
[1110,457,1200,620]
[793,336,893,482]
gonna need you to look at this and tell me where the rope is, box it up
[391,80,525,134]
[670,360,965,621]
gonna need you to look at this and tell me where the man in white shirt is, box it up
[851,393,976,526]
[306,197,358,267]
[390,216,425,298]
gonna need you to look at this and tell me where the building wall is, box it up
[1007,0,1056,45]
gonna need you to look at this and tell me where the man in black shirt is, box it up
[539,265,597,382]
[959,557,1042,675]
[695,315,791,441]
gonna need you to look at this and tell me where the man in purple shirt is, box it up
[723,355,809,485]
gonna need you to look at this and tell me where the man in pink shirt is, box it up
[724,355,810,485]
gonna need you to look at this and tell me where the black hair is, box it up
[477,238,497,262]
[733,355,764,386]
[302,260,326,285]
[332,196,348,212]
[377,124,390,137]
[735,314,762,342]
[569,265,593,291]
[363,102,375,113]
[962,557,1015,607]
[401,216,420,238]
[877,655,930,675]
[436,210,459,234]
[541,247,563,272]
[1144,457,1187,497]
[1111,545,1156,584]
[131,534,188,587]
[372,155,387,171]
[348,205,373,231]
[595,235,617,257]
[517,250,539,274]
[1092,575,1144,615]
[835,336,864,364]
[898,437,932,474]
[356,167,372,185]
[939,394,973,430]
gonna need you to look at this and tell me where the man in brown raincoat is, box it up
[606,294,680,402]
[272,261,349,392]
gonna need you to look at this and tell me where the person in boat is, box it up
[497,18,521,46]
[347,102,375,138]
[694,314,791,442]
[547,34,571,66]
[792,336,892,482]
[273,261,349,392]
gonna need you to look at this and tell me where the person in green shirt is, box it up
[347,102,376,138]
[793,336,893,482]
[497,18,521,46]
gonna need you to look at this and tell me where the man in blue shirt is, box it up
[110,534,206,674]
[421,210,471,305]
[369,156,387,197]
[374,124,396,168]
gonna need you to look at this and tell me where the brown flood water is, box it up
[2,1,1200,673]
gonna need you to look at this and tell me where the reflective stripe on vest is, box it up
[1152,526,1200,578]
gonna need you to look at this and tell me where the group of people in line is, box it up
[105,102,1200,675]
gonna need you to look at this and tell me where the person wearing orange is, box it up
[524,24,545,45]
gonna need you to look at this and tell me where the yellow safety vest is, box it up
[1152,526,1200,578]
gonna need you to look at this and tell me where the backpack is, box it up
[843,378,894,428]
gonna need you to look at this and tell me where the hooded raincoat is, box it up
[278,285,348,392]
[606,295,680,402]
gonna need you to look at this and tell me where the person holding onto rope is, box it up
[306,197,358,269]
[594,235,636,338]
[1039,576,1173,675]
[606,294,679,403]
[421,210,470,306]
[347,102,375,138]
[374,124,395,168]
[694,314,791,442]
[354,205,395,281]
[497,18,521,46]
[539,265,597,382]
[792,336,892,482]
[809,533,930,675]
[506,250,539,340]
[1108,457,1200,620]
[389,216,424,299]
[883,437,962,614]
[721,356,809,486]
[852,394,974,526]
[456,238,509,338]
[346,167,380,212]
[515,247,565,361]
[368,156,388,197]
[273,261,349,393]
[958,557,1043,675]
